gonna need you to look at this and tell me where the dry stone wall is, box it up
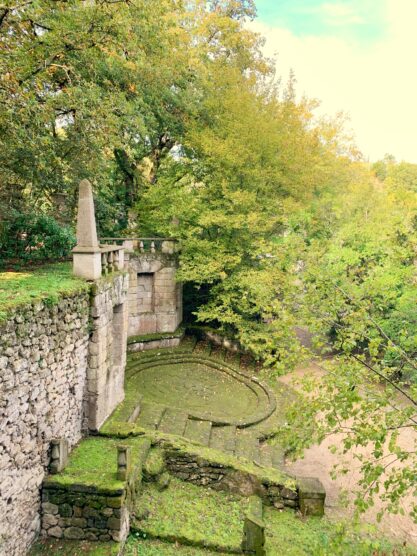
[0,272,129,555]
[41,485,129,543]
[0,294,90,556]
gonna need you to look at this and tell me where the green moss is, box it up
[45,436,150,493]
[156,434,293,488]
[143,448,165,478]
[128,326,185,345]
[90,270,127,294]
[263,508,416,556]
[132,477,246,553]
[0,262,90,323]
[124,538,230,555]
[29,539,120,556]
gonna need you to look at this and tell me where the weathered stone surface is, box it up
[298,477,326,517]
[48,526,63,539]
[0,293,90,556]
[63,526,85,540]
[242,496,265,556]
[107,516,121,530]
[127,252,182,339]
[42,502,58,515]
[87,273,129,431]
[42,514,59,528]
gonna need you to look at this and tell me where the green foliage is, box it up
[274,161,417,523]
[0,263,88,323]
[0,0,260,234]
[0,211,75,266]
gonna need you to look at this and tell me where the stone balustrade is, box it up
[100,237,178,255]
[99,245,124,275]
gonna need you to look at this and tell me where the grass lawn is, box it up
[124,538,230,555]
[45,436,150,492]
[29,539,120,555]
[132,477,246,553]
[0,262,89,322]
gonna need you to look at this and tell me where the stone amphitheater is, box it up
[0,181,325,556]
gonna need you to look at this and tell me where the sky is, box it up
[250,0,417,163]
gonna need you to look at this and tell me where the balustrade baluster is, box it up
[101,253,108,275]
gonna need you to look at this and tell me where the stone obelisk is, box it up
[72,179,102,280]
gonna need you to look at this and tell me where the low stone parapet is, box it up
[41,485,129,542]
[127,327,185,353]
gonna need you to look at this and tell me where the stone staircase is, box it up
[133,403,286,469]
[125,336,286,472]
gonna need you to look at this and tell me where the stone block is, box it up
[63,526,85,540]
[43,514,58,528]
[107,516,121,530]
[73,252,102,281]
[50,438,69,474]
[42,502,58,515]
[117,445,131,481]
[48,526,63,539]
[298,477,326,517]
[242,496,265,556]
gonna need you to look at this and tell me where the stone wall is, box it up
[164,449,325,516]
[127,252,182,337]
[163,448,299,509]
[41,485,129,543]
[0,271,129,555]
[0,294,90,556]
[88,273,129,431]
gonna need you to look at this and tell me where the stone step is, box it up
[183,419,212,446]
[258,445,273,468]
[193,340,212,356]
[158,408,189,436]
[271,445,286,469]
[224,350,241,368]
[240,354,256,374]
[209,344,227,361]
[209,425,237,454]
[136,403,166,430]
[179,335,198,351]
[234,433,259,463]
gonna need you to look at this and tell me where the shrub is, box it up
[0,210,76,266]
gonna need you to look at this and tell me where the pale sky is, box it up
[250,0,417,163]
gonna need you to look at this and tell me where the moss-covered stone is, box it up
[127,326,185,345]
[143,448,165,481]
[0,263,90,324]
[45,436,150,493]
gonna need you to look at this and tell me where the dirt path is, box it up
[279,362,417,548]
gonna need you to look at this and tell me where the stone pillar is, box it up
[72,179,102,280]
[117,446,132,481]
[297,477,326,516]
[49,438,69,474]
[242,495,266,556]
